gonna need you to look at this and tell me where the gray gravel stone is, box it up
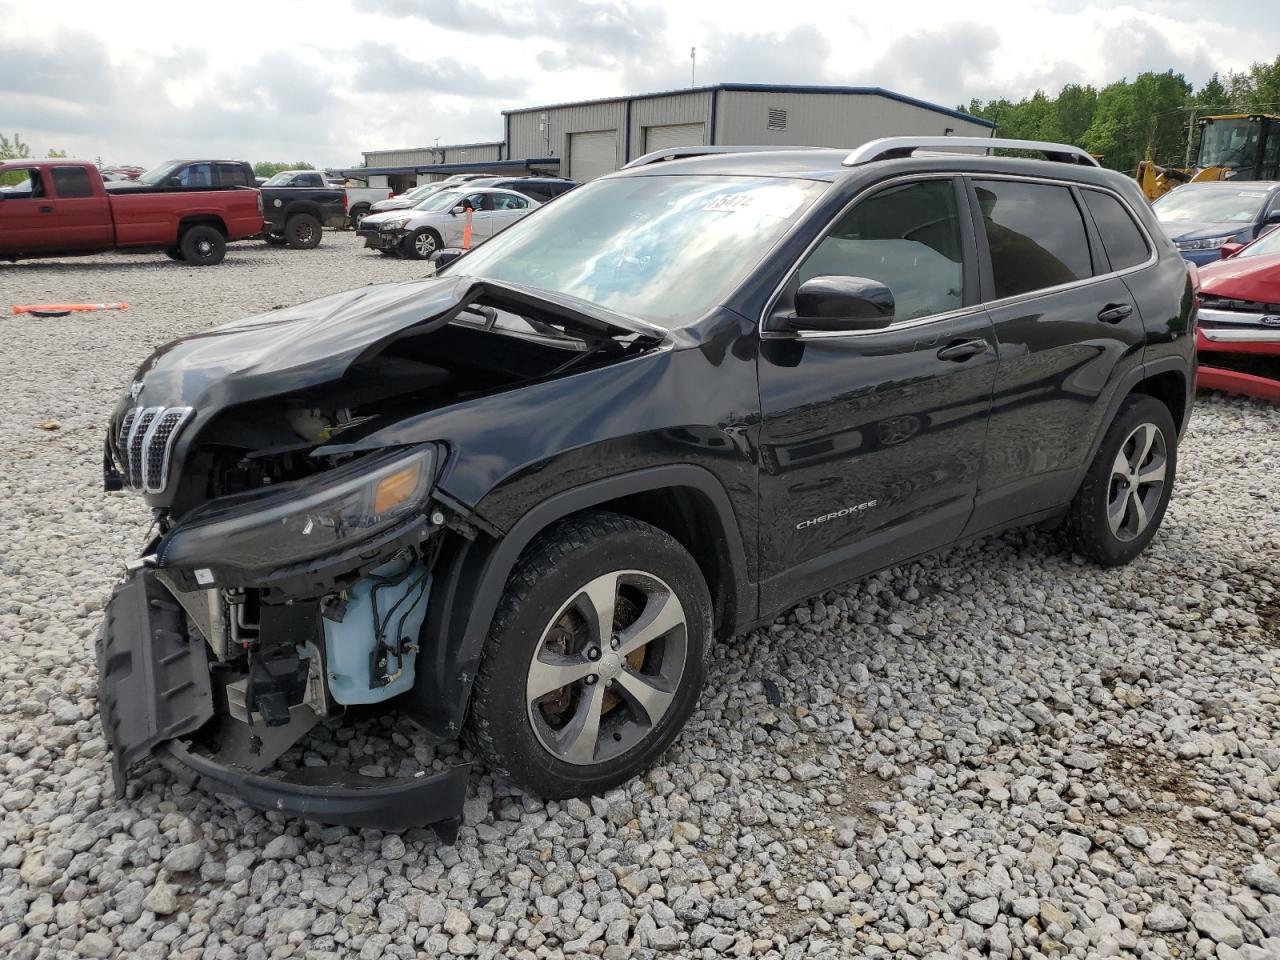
[2,238,1278,960]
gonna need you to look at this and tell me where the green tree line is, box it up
[962,57,1280,174]
[252,161,315,178]
[0,133,67,185]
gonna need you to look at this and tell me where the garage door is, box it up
[569,130,618,181]
[644,123,705,154]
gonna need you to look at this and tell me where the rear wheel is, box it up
[402,227,441,260]
[1066,394,1176,566]
[179,226,225,266]
[349,205,370,229]
[263,233,288,246]
[285,214,322,249]
[467,512,712,799]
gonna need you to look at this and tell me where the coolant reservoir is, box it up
[322,554,429,705]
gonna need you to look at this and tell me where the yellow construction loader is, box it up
[1137,113,1280,201]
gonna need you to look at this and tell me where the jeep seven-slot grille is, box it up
[116,406,193,493]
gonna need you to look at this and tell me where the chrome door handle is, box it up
[936,338,987,362]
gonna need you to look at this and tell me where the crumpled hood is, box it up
[360,210,405,228]
[1159,220,1251,243]
[129,278,470,411]
[1199,252,1280,303]
[124,275,663,413]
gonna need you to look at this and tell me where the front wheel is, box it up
[263,233,288,246]
[163,246,185,262]
[467,512,711,799]
[1066,394,1177,566]
[402,227,441,260]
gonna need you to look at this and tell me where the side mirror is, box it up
[1220,241,1245,259]
[167,176,182,187]
[777,276,895,332]
[429,248,464,269]
[1264,209,1280,225]
[450,205,465,216]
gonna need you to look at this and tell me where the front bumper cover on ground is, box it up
[98,568,469,839]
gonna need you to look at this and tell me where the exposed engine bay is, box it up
[98,277,666,835]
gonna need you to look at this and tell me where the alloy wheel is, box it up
[1107,421,1167,542]
[526,570,687,766]
[415,232,437,257]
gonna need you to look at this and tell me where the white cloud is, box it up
[0,0,1273,167]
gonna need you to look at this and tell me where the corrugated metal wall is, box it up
[716,91,992,149]
[630,91,713,158]
[362,142,503,168]
[508,101,628,172]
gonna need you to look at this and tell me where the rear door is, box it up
[756,176,999,611]
[965,176,1149,533]
[48,166,112,249]
[487,191,532,236]
[0,167,58,252]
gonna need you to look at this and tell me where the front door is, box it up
[48,166,112,250]
[965,177,1149,532]
[0,167,58,252]
[756,177,999,613]
[488,191,531,236]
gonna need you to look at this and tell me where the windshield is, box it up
[262,172,298,186]
[1153,188,1268,224]
[1198,118,1261,171]
[1239,227,1280,259]
[413,190,466,211]
[403,184,437,199]
[449,174,825,325]
[137,161,182,186]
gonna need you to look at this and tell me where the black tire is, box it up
[402,227,441,261]
[377,249,400,257]
[178,225,226,266]
[348,205,370,230]
[467,511,712,799]
[285,213,322,249]
[163,246,185,262]
[263,233,288,246]
[1066,394,1177,566]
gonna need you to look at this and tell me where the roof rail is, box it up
[844,136,1099,167]
[623,144,824,169]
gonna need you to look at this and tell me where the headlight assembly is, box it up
[159,446,438,584]
[383,217,411,230]
[1175,236,1232,251]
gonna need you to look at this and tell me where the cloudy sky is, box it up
[2,0,1275,169]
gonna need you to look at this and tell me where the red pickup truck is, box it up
[0,160,263,266]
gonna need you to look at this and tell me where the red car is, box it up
[1196,228,1280,401]
[0,160,263,266]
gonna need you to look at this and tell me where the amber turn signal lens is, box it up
[373,461,423,514]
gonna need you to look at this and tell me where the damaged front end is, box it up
[97,276,664,837]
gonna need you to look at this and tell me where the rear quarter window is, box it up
[1082,189,1150,272]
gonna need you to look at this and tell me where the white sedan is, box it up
[356,187,541,259]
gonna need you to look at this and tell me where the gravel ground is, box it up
[2,235,1280,960]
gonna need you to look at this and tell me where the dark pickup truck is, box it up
[258,170,347,249]
[1,160,263,265]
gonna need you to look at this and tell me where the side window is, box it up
[178,163,213,187]
[0,168,43,198]
[520,185,552,202]
[973,180,1092,299]
[1081,189,1150,272]
[492,193,528,210]
[51,167,94,198]
[301,173,323,187]
[217,163,250,187]
[462,193,487,211]
[788,179,965,323]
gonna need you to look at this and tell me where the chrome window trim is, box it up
[758,171,1161,341]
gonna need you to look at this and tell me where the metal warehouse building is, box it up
[344,83,994,186]
[505,84,994,181]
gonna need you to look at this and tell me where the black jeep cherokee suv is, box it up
[98,137,1197,839]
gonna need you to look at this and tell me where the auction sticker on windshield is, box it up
[703,187,807,219]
